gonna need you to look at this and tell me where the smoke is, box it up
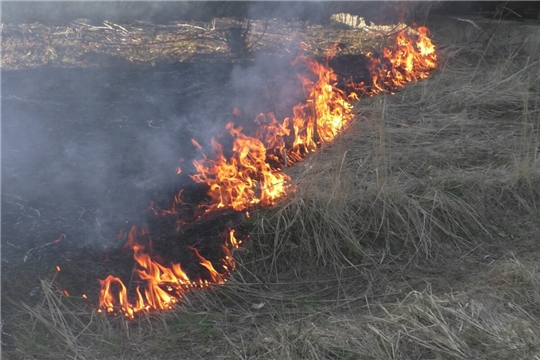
[0,2,311,255]
[1,2,199,26]
[247,1,329,23]
[229,54,303,120]
[2,65,199,249]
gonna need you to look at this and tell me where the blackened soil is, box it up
[1,46,371,310]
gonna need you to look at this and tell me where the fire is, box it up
[188,51,354,212]
[355,26,437,96]
[98,225,240,319]
[98,26,437,317]
[294,54,354,144]
[190,122,291,212]
[53,234,65,244]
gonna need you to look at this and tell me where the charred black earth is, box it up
[1,49,372,308]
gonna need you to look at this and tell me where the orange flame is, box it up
[98,26,437,318]
[187,51,354,213]
[98,225,240,318]
[191,122,291,212]
[356,26,437,96]
[53,234,65,244]
[232,107,243,117]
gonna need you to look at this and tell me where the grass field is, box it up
[2,19,540,360]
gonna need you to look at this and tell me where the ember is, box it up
[98,25,437,318]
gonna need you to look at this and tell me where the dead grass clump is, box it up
[8,280,123,359]
[491,257,540,315]
[398,43,540,121]
[247,165,487,278]
[216,284,540,360]
[7,279,234,359]
[363,286,540,359]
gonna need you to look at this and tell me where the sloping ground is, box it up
[2,15,540,360]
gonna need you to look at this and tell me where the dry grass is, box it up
[4,26,540,360]
[248,42,540,278]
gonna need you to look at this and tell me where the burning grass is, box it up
[89,23,437,317]
[3,20,540,360]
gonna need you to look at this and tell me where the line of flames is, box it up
[97,26,437,318]
[98,225,241,318]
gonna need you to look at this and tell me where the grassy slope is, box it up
[3,24,540,360]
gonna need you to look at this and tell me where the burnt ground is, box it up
[1,17,373,312]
